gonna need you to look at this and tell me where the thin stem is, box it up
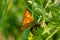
[45,0,51,9]
[46,29,59,40]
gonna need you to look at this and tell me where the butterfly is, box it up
[21,9,33,30]
[21,9,44,34]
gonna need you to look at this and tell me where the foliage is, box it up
[0,0,60,40]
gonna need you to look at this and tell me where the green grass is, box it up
[0,0,60,40]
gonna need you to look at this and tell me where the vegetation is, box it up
[0,0,60,40]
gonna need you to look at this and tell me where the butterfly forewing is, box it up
[21,10,33,30]
[25,10,32,18]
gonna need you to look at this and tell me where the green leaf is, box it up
[21,27,31,40]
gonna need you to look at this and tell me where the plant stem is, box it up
[46,29,59,40]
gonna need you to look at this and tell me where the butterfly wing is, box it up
[21,10,33,30]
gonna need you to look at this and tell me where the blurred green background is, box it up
[0,0,60,40]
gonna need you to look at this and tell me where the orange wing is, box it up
[21,9,33,30]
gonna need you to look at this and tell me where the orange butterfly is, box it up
[21,9,33,30]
